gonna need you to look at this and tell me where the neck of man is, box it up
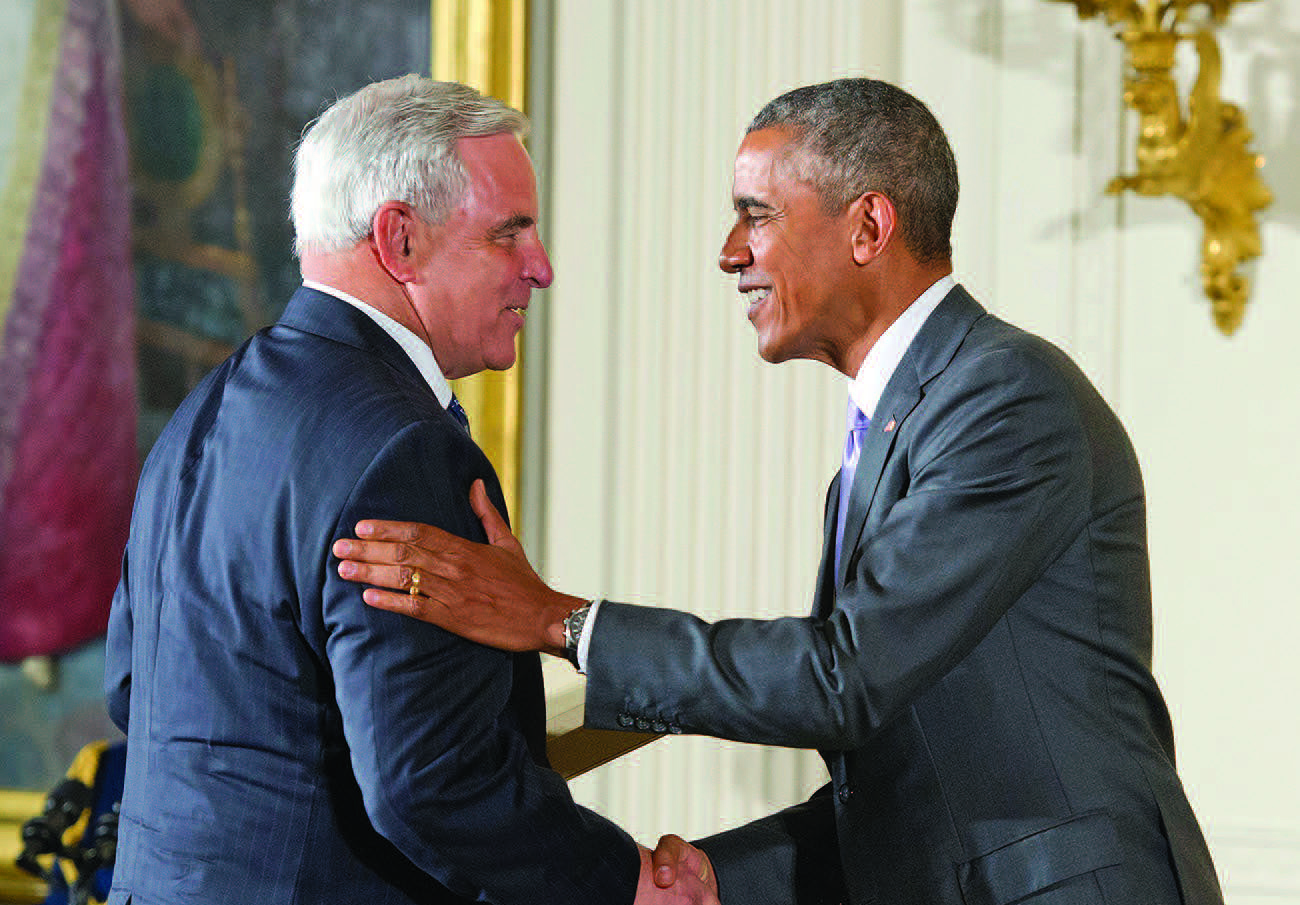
[839,256,954,377]
[299,245,432,347]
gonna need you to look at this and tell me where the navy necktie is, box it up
[835,404,871,574]
[447,395,471,436]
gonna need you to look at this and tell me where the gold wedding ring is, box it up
[408,570,422,597]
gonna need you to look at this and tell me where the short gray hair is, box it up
[292,75,529,256]
[749,78,958,265]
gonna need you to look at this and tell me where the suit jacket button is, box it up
[837,785,853,803]
[617,714,634,727]
[651,720,667,733]
[635,717,651,730]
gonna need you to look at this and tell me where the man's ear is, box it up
[370,202,422,282]
[849,191,897,266]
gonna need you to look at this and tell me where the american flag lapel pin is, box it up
[884,417,897,433]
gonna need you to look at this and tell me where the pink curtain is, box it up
[0,0,138,660]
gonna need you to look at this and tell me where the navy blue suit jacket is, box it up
[105,288,638,904]
[584,287,1223,905]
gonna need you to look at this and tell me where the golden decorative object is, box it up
[432,0,529,526]
[0,787,48,903]
[1051,0,1271,334]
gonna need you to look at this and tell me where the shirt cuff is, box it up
[575,599,602,673]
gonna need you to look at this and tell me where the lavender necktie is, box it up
[447,395,471,436]
[835,404,871,574]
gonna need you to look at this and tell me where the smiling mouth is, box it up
[742,288,772,317]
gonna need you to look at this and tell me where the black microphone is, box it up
[16,778,92,877]
[68,803,120,905]
[74,802,120,875]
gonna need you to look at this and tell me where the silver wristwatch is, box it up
[562,603,593,668]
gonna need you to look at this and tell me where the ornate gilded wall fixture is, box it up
[1051,0,1271,334]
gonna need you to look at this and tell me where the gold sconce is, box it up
[1052,0,1271,335]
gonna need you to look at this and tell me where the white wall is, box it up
[534,0,1300,899]
[536,0,902,842]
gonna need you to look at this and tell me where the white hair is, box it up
[292,75,528,256]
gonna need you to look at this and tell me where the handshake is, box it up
[638,834,719,904]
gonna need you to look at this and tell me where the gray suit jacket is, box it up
[584,287,1222,905]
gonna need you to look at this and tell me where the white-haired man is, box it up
[105,75,717,905]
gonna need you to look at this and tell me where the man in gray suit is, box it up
[333,78,1223,905]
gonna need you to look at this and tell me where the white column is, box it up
[539,0,903,843]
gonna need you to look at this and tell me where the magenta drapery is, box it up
[0,0,138,661]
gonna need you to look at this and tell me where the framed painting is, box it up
[1,4,644,895]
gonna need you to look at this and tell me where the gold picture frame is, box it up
[431,0,660,777]
[433,0,529,524]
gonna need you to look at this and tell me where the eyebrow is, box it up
[733,195,774,213]
[488,214,535,238]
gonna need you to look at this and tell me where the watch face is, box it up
[564,606,590,648]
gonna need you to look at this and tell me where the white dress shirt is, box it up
[847,274,954,421]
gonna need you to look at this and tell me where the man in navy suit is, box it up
[333,79,1225,905]
[104,75,717,904]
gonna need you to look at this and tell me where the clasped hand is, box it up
[640,835,719,904]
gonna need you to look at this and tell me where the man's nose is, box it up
[718,225,751,273]
[524,238,554,288]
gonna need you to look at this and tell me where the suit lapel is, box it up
[834,285,986,588]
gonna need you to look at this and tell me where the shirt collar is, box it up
[302,280,453,407]
[847,274,955,422]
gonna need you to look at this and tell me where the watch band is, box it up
[562,603,593,668]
